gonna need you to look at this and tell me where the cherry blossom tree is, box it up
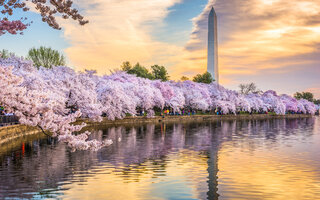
[0,0,88,36]
[178,80,211,111]
[246,93,266,112]
[1,56,317,151]
[280,94,298,113]
[262,90,286,115]
[298,99,317,115]
[0,58,111,151]
[0,19,27,35]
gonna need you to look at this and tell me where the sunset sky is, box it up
[0,0,319,98]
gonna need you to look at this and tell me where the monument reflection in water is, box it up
[0,117,319,199]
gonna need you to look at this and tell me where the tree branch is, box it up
[37,125,52,137]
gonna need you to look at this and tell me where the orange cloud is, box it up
[50,0,319,93]
[184,0,320,87]
[57,0,183,74]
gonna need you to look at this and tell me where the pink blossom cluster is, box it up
[0,0,88,36]
[0,56,318,150]
[0,19,27,35]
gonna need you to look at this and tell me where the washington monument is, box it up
[207,7,219,83]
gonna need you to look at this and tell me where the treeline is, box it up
[294,92,320,105]
[1,48,214,84]
[120,61,214,84]
[120,62,320,105]
[0,47,66,69]
[120,62,169,81]
[1,48,319,105]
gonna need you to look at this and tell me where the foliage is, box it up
[151,65,169,81]
[314,99,320,105]
[239,82,261,95]
[121,62,154,80]
[294,92,314,102]
[27,46,66,69]
[127,63,154,79]
[180,76,189,81]
[0,56,318,151]
[0,0,88,36]
[294,91,320,106]
[121,62,169,81]
[193,72,213,84]
[120,61,132,71]
[0,49,15,58]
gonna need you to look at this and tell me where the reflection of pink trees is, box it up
[0,118,316,198]
[0,56,318,150]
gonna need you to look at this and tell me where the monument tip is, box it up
[209,6,216,15]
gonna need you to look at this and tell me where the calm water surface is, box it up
[0,117,320,200]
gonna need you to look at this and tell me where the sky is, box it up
[0,0,319,98]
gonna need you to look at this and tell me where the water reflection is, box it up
[0,117,319,199]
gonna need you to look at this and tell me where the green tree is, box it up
[151,65,169,81]
[27,46,66,69]
[294,92,314,102]
[180,76,189,81]
[0,49,16,59]
[120,61,132,71]
[127,63,154,79]
[314,99,320,105]
[193,72,213,84]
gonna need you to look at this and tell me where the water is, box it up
[0,117,320,200]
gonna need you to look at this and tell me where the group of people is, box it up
[161,109,197,116]
[0,106,14,116]
[137,107,320,117]
[0,106,18,126]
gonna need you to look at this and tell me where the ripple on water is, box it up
[0,117,320,199]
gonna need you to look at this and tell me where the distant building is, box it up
[207,7,219,83]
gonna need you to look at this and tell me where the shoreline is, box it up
[0,114,314,146]
[79,114,314,127]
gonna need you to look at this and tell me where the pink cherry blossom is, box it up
[0,20,27,35]
[1,56,317,151]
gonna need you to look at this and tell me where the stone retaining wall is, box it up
[0,114,314,145]
[79,114,313,127]
[0,125,41,145]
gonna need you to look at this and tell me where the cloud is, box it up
[185,0,215,52]
[44,0,319,94]
[182,0,320,92]
[57,0,182,74]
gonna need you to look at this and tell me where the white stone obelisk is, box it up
[207,7,219,83]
